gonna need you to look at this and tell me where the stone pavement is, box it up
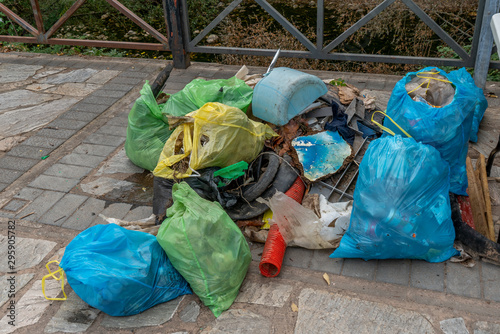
[0,52,499,333]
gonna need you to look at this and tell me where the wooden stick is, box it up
[466,157,490,239]
[477,154,496,241]
[19,212,35,219]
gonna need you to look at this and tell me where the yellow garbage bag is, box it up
[153,102,277,179]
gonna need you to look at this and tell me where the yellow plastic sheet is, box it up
[153,102,277,179]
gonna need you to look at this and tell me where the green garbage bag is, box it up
[156,182,251,317]
[125,82,172,171]
[162,76,253,116]
[126,77,253,171]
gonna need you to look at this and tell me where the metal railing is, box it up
[1,0,500,87]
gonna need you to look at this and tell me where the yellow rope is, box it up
[371,110,412,138]
[42,260,67,301]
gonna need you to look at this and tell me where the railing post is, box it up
[474,0,500,89]
[163,0,190,69]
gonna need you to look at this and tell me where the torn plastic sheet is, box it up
[292,131,352,182]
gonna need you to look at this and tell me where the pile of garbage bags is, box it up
[48,64,488,319]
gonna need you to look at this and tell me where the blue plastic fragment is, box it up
[292,130,352,181]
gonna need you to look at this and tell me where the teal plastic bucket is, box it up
[252,67,328,126]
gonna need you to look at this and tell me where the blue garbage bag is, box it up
[384,67,486,195]
[331,136,459,263]
[60,224,191,316]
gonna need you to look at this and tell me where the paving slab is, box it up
[62,197,106,230]
[73,143,117,157]
[43,164,93,180]
[100,295,185,328]
[83,133,125,147]
[310,249,343,275]
[13,187,44,201]
[0,90,60,111]
[481,261,500,302]
[86,70,120,84]
[0,273,34,307]
[0,169,22,184]
[44,291,100,333]
[179,301,200,323]
[0,63,42,83]
[48,119,88,131]
[446,262,481,299]
[123,206,153,221]
[0,156,39,171]
[95,147,143,175]
[410,260,445,292]
[41,68,99,84]
[80,177,136,197]
[59,153,106,168]
[22,135,66,149]
[29,175,80,192]
[295,288,435,334]
[0,279,61,334]
[341,258,377,281]
[39,193,88,226]
[235,281,293,307]
[45,83,100,97]
[201,309,271,334]
[60,110,98,122]
[473,321,500,334]
[282,247,313,270]
[1,198,28,212]
[376,259,410,286]
[15,190,65,222]
[94,203,133,223]
[7,145,52,160]
[0,236,57,272]
[70,102,108,114]
[440,317,469,334]
[36,128,77,140]
[0,98,80,138]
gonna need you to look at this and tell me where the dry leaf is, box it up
[323,273,331,286]
[291,302,299,312]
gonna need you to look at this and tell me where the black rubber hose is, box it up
[450,193,500,263]
[241,153,281,202]
[151,63,174,98]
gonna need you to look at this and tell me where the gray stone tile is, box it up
[1,198,28,212]
[91,89,127,99]
[341,258,377,281]
[179,301,200,323]
[71,102,108,114]
[60,110,97,121]
[106,116,129,127]
[410,260,445,292]
[295,288,435,334]
[14,187,43,200]
[376,259,410,286]
[0,169,21,184]
[22,136,65,149]
[48,119,87,131]
[282,247,313,270]
[16,190,65,221]
[0,156,38,171]
[109,77,143,85]
[0,279,61,334]
[83,133,124,147]
[73,143,117,157]
[0,183,7,192]
[43,163,92,180]
[120,70,149,78]
[310,249,343,275]
[59,153,106,168]
[101,295,184,328]
[83,96,119,106]
[29,175,79,192]
[39,193,88,226]
[6,145,52,159]
[44,291,100,333]
[440,318,469,334]
[105,83,136,92]
[235,281,293,307]
[446,262,481,298]
[62,198,106,230]
[481,261,500,302]
[0,236,57,272]
[202,309,271,334]
[41,68,98,84]
[94,203,133,224]
[37,128,77,139]
[123,206,153,221]
[95,125,126,137]
[473,321,500,334]
[0,273,33,307]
